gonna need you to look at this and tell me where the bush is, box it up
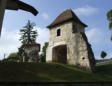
[4,52,20,62]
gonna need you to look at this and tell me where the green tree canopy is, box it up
[18,20,38,60]
[18,45,24,57]
[19,20,38,44]
[8,52,18,58]
[101,51,107,60]
[3,52,19,62]
[107,10,112,40]
[40,42,49,62]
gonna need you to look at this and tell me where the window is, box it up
[57,29,61,36]
[82,57,85,60]
[73,24,77,33]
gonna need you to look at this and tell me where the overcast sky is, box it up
[0,0,112,60]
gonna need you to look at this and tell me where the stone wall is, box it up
[46,20,95,72]
[49,21,73,44]
[24,46,40,62]
[46,21,73,62]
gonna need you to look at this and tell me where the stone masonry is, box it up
[23,43,40,62]
[46,9,96,72]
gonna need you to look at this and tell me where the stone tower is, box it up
[22,43,40,62]
[46,9,96,72]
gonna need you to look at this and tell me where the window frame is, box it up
[57,29,61,37]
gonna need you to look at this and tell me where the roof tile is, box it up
[47,9,87,28]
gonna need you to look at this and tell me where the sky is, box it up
[0,0,112,60]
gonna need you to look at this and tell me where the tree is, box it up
[18,20,38,61]
[19,20,38,44]
[107,10,112,40]
[18,45,25,61]
[40,42,49,62]
[2,52,19,62]
[101,51,107,60]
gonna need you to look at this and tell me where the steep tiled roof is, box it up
[47,9,87,28]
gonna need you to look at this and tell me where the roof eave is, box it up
[47,22,88,29]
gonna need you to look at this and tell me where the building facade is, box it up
[23,43,40,62]
[46,9,96,72]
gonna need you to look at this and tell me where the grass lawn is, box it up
[0,62,112,82]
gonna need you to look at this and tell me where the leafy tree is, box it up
[3,52,19,62]
[40,42,49,62]
[19,20,38,44]
[18,45,25,61]
[101,51,107,60]
[107,10,112,40]
[8,52,18,58]
[18,20,38,61]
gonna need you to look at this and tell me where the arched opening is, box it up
[52,45,67,64]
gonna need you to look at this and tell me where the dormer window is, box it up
[57,29,61,36]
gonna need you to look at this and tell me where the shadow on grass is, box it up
[0,62,112,82]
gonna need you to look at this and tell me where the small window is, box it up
[57,29,61,36]
[82,57,85,60]
[73,24,77,33]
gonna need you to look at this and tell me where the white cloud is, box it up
[86,28,112,60]
[107,52,112,59]
[95,55,101,60]
[41,13,49,20]
[74,5,98,16]
[86,28,103,44]
[0,27,49,60]
[0,28,21,60]
[36,27,49,51]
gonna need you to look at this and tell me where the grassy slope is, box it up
[0,62,112,82]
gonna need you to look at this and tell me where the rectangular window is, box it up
[73,24,77,33]
[57,29,61,36]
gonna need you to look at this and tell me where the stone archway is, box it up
[52,45,67,64]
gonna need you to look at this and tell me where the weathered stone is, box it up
[46,9,96,72]
[23,43,40,62]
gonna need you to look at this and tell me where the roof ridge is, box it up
[47,9,87,28]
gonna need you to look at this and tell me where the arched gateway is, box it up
[52,45,67,64]
[46,9,96,72]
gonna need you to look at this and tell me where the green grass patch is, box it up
[0,62,112,82]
